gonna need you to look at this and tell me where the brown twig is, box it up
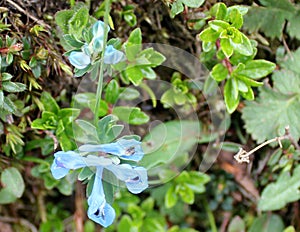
[234,126,299,164]
[6,0,51,29]
[0,216,38,232]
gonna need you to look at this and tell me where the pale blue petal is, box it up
[106,164,148,194]
[92,21,110,38]
[51,151,87,179]
[87,167,116,227]
[51,152,113,179]
[69,51,91,69]
[93,37,104,53]
[125,167,148,194]
[104,45,125,64]
[79,139,144,162]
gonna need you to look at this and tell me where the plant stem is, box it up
[94,0,111,125]
[203,197,218,232]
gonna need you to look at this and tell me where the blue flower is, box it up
[92,21,110,39]
[50,138,148,227]
[87,167,115,227]
[51,151,112,179]
[69,51,91,69]
[79,139,144,162]
[104,45,125,64]
[106,164,148,194]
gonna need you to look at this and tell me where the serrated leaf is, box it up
[242,70,300,143]
[181,0,205,8]
[287,11,300,40]
[244,0,295,39]
[258,165,300,211]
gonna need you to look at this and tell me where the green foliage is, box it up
[165,171,210,208]
[168,0,205,18]
[0,167,25,204]
[258,165,300,211]
[244,0,300,39]
[242,49,300,143]
[248,214,284,232]
[161,72,197,108]
[198,3,275,113]
[31,92,80,151]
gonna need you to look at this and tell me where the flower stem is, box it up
[94,0,111,125]
[203,197,218,232]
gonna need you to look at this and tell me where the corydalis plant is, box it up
[51,138,148,227]
[67,20,124,74]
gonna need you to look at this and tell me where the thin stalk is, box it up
[94,0,111,125]
[203,197,218,232]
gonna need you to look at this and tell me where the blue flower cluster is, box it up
[51,139,148,227]
[69,21,125,69]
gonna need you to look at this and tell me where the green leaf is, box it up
[105,79,120,104]
[220,38,233,57]
[0,188,17,204]
[227,8,243,29]
[213,3,227,20]
[69,7,89,39]
[242,69,300,143]
[244,0,295,39]
[140,121,201,170]
[0,90,3,108]
[228,216,246,232]
[3,97,16,113]
[1,167,25,198]
[58,108,80,123]
[231,32,253,56]
[177,184,194,204]
[118,215,133,232]
[198,28,220,42]
[55,10,74,33]
[287,11,300,40]
[165,185,178,208]
[2,82,26,92]
[224,78,239,113]
[125,66,144,85]
[249,214,284,232]
[235,75,263,87]
[237,60,276,79]
[170,1,184,18]
[125,28,142,60]
[139,48,166,66]
[210,63,228,81]
[181,0,204,8]
[112,106,149,125]
[63,34,85,48]
[209,20,230,31]
[258,165,300,211]
[1,72,13,81]
[41,92,60,114]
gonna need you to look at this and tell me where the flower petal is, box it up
[87,167,116,227]
[106,164,148,194]
[92,21,110,38]
[104,45,125,64]
[51,152,113,179]
[69,51,91,69]
[51,151,87,179]
[79,139,144,162]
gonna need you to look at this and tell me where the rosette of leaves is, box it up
[198,3,275,113]
[161,72,197,108]
[31,92,80,151]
